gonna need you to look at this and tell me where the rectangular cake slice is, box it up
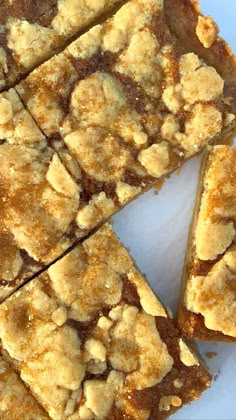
[17,0,236,242]
[0,355,49,419]
[0,224,210,419]
[178,145,236,342]
[0,0,123,90]
[0,89,83,301]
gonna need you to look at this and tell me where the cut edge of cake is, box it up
[178,145,236,342]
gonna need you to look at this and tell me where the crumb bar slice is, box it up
[0,224,210,419]
[0,0,123,90]
[178,145,236,342]
[0,89,82,301]
[0,355,49,419]
[17,0,236,241]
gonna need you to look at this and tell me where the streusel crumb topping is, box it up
[16,0,235,245]
[185,146,236,338]
[0,224,210,419]
[0,0,123,89]
[0,356,49,419]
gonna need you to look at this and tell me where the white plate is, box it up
[113,2,236,419]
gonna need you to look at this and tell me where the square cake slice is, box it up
[0,89,83,301]
[0,355,49,419]
[17,0,236,243]
[0,0,123,90]
[0,224,211,419]
[178,145,236,341]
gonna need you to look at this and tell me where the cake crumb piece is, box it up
[205,352,217,360]
[179,339,199,367]
[159,395,182,411]
[196,16,219,48]
[174,378,184,389]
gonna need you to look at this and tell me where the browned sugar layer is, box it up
[0,1,57,22]
[181,146,236,341]
[0,0,124,89]
[0,224,211,420]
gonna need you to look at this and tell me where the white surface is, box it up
[113,2,236,419]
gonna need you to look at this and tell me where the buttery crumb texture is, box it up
[17,0,235,189]
[0,0,235,298]
[0,355,49,419]
[0,89,83,301]
[0,224,210,420]
[179,145,236,341]
[0,0,123,89]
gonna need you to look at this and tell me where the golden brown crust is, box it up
[179,146,236,341]
[0,224,210,420]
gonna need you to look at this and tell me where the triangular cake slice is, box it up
[0,355,49,419]
[17,0,236,241]
[178,145,236,342]
[0,224,211,419]
[0,0,124,89]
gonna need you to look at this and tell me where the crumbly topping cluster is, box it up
[185,146,236,337]
[0,0,122,88]
[196,16,219,49]
[186,244,236,338]
[0,224,203,419]
[0,48,8,90]
[195,146,236,261]
[17,0,235,237]
[0,90,82,299]
[0,89,45,148]
[0,356,49,419]
[159,395,182,412]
